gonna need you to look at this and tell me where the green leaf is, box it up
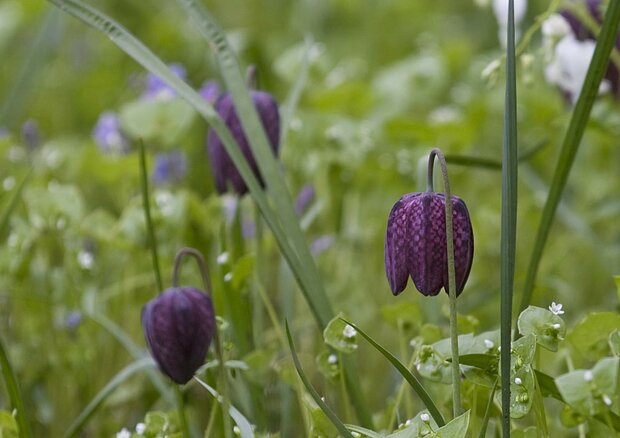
[0,337,31,438]
[567,312,620,360]
[0,410,19,438]
[315,351,340,380]
[340,319,445,427]
[511,426,539,438]
[609,330,620,357]
[119,98,195,146]
[517,306,565,352]
[555,357,619,417]
[0,169,31,238]
[323,313,358,354]
[434,410,469,438]
[380,301,422,331]
[285,322,354,438]
[386,411,439,437]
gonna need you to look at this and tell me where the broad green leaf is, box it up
[555,357,619,416]
[434,410,469,438]
[517,306,565,352]
[386,410,438,437]
[567,312,620,360]
[0,410,18,438]
[323,313,358,354]
[316,350,340,380]
[309,406,338,438]
[119,98,195,146]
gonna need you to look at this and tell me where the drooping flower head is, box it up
[142,287,216,384]
[385,192,473,296]
[206,70,280,195]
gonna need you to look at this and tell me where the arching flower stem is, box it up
[427,148,462,417]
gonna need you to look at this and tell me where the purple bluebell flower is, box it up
[142,63,187,101]
[199,80,221,104]
[21,119,41,150]
[385,192,474,297]
[142,287,216,384]
[207,90,280,195]
[152,150,188,185]
[295,184,316,216]
[92,111,130,154]
[65,311,83,331]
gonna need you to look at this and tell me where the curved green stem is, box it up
[427,148,461,417]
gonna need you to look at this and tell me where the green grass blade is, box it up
[519,0,620,314]
[285,321,355,438]
[477,380,498,438]
[194,377,254,438]
[280,36,312,146]
[340,319,446,427]
[45,0,327,328]
[0,169,32,237]
[138,139,163,292]
[0,336,32,438]
[63,357,156,438]
[500,0,518,436]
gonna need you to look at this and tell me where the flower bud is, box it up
[207,90,280,195]
[142,287,216,384]
[385,192,474,296]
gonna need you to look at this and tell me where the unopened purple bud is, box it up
[199,80,221,104]
[207,91,280,195]
[295,184,316,215]
[142,287,216,384]
[385,192,474,296]
[152,150,188,185]
[143,63,187,101]
[92,111,130,155]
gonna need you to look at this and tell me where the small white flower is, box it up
[217,252,230,265]
[603,394,613,406]
[352,432,361,438]
[77,251,94,270]
[409,339,418,348]
[321,396,326,402]
[135,423,146,434]
[549,302,565,316]
[552,323,561,329]
[3,176,15,191]
[223,272,233,282]
[584,370,594,382]
[116,428,131,438]
[420,412,430,423]
[233,425,241,435]
[542,14,571,40]
[514,377,522,385]
[342,324,357,339]
[405,419,412,426]
[327,354,338,364]
[484,339,495,349]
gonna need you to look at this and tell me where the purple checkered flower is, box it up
[92,111,130,154]
[142,287,216,384]
[385,192,474,296]
[142,63,187,101]
[207,90,280,195]
[152,150,188,185]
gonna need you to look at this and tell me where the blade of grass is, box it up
[340,319,446,427]
[193,377,254,438]
[0,169,32,236]
[519,0,620,314]
[174,1,372,425]
[477,380,498,438]
[63,357,155,438]
[0,336,32,438]
[501,1,518,437]
[285,321,355,438]
[280,36,312,146]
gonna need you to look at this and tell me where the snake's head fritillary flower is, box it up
[206,90,280,195]
[142,287,216,384]
[385,192,474,297]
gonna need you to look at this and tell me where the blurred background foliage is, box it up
[0,0,619,436]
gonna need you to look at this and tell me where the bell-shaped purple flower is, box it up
[385,192,474,297]
[142,287,216,384]
[207,91,280,195]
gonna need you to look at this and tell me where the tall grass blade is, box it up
[194,377,255,438]
[519,0,620,314]
[63,357,155,438]
[500,0,518,436]
[285,321,354,438]
[0,336,32,438]
[340,319,446,427]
